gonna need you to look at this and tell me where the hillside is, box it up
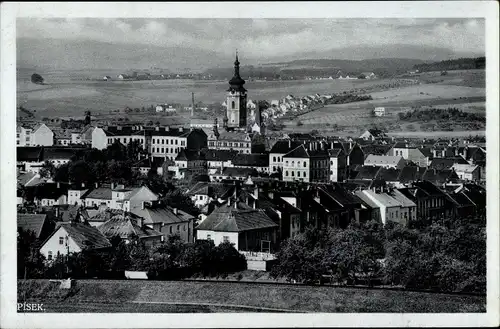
[205,58,428,80]
[18,279,485,313]
[413,57,485,72]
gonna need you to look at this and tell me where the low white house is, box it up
[452,164,481,181]
[39,223,111,261]
[364,155,405,169]
[374,107,385,117]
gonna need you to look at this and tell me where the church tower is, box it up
[225,51,247,130]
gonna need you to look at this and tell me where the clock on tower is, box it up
[226,51,247,130]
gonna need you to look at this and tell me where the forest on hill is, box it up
[413,57,485,72]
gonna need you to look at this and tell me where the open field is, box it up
[17,69,390,118]
[18,279,485,313]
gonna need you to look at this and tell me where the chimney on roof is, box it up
[288,139,291,148]
[117,126,122,131]
[81,182,85,188]
[155,126,160,131]
[141,201,145,210]
[191,92,195,117]
[95,182,99,188]
[57,182,60,189]
[173,208,178,215]
[165,126,170,132]
[111,182,115,190]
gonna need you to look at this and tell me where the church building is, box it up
[224,52,247,130]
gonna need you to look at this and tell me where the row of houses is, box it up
[17,123,94,147]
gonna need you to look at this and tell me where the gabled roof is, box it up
[422,168,458,185]
[413,181,447,197]
[377,168,401,182]
[33,183,69,200]
[17,172,36,186]
[98,212,163,239]
[365,154,403,165]
[52,129,72,139]
[175,149,205,161]
[17,214,48,239]
[269,140,302,154]
[216,131,249,141]
[17,147,43,162]
[446,192,475,208]
[361,189,401,208]
[43,147,78,160]
[283,144,309,159]
[232,153,269,167]
[451,164,479,173]
[398,166,426,184]
[429,157,469,170]
[220,167,258,177]
[196,203,278,232]
[81,187,113,200]
[354,191,380,209]
[51,223,112,250]
[328,148,344,157]
[131,204,195,225]
[354,166,381,180]
[205,149,239,162]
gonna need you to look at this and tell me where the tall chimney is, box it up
[191,92,195,117]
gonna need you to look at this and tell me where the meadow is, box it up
[17,69,387,118]
[18,279,485,313]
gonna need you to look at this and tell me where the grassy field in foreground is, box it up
[18,279,485,313]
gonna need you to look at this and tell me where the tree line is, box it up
[398,108,486,123]
[413,57,485,72]
[271,215,485,294]
[18,232,247,280]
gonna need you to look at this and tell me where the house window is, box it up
[285,171,288,176]
[183,225,186,232]
[207,234,211,240]
[223,236,230,243]
[161,139,164,144]
[303,161,306,167]
[47,251,53,260]
[231,101,235,109]
[169,226,173,234]
[292,171,295,177]
[177,225,180,231]
[175,140,178,145]
[59,237,64,245]
[199,195,203,200]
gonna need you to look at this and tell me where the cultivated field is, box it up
[18,279,485,313]
[17,69,387,118]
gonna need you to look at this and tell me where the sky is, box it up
[17,18,485,70]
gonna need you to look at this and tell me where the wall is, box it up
[32,125,54,146]
[196,230,239,249]
[283,157,310,182]
[40,227,82,260]
[68,189,87,206]
[91,128,108,150]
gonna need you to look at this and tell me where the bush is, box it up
[296,121,304,126]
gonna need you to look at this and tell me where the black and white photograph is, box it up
[1,2,499,328]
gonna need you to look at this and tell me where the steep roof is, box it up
[430,157,469,170]
[413,181,446,197]
[175,149,205,161]
[98,212,163,239]
[451,164,479,173]
[17,214,48,239]
[365,154,403,166]
[17,147,43,162]
[81,187,113,200]
[56,223,112,250]
[131,205,194,225]
[283,144,309,159]
[354,166,381,180]
[232,153,269,167]
[205,149,239,162]
[220,167,258,177]
[390,189,417,207]
[269,140,302,154]
[362,190,401,208]
[398,166,426,184]
[17,172,36,186]
[354,191,380,209]
[328,148,343,157]
[216,131,249,141]
[196,203,278,232]
[377,168,401,182]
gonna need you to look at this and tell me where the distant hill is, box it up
[205,58,429,79]
[413,57,486,72]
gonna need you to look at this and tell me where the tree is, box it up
[271,228,327,284]
[39,160,56,179]
[358,74,366,79]
[69,160,96,185]
[17,228,45,279]
[31,73,44,84]
[84,111,91,125]
[54,163,70,182]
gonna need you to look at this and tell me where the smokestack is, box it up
[191,92,195,117]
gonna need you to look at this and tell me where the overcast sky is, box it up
[18,18,485,59]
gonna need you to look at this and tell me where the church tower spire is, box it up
[225,50,248,130]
